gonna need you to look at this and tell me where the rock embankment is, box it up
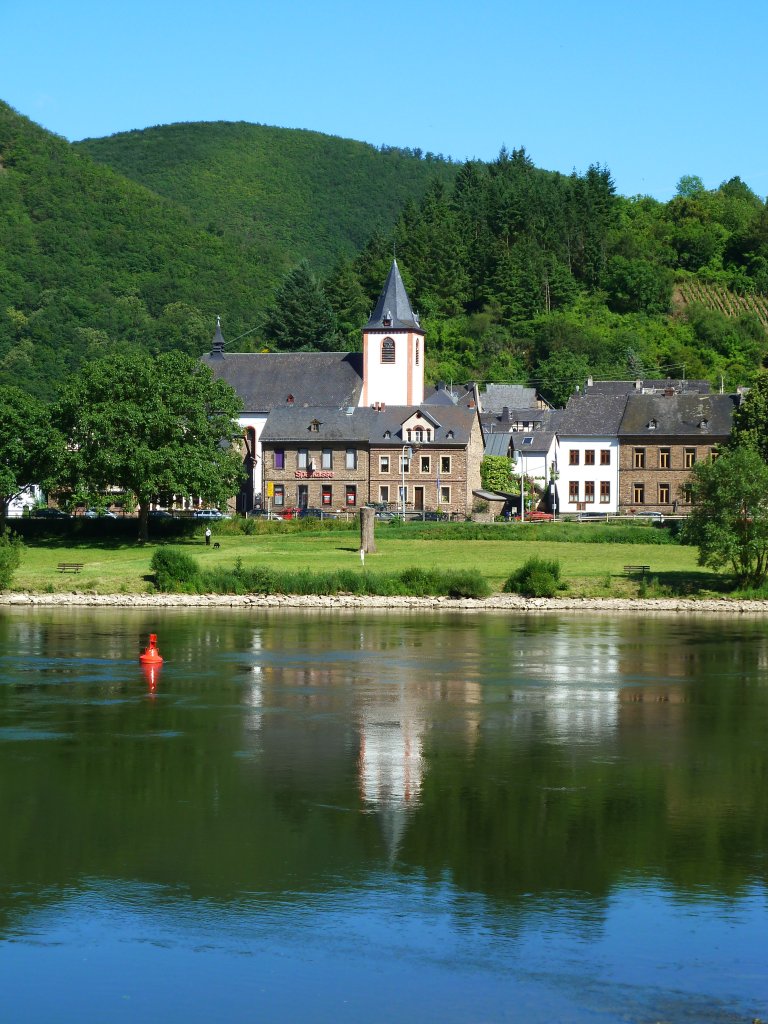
[2,592,768,614]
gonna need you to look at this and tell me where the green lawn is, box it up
[10,530,717,597]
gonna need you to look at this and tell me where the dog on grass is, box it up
[213,542,221,549]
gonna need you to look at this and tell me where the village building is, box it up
[554,394,627,515]
[617,391,739,514]
[204,261,483,517]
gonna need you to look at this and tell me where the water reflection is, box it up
[0,608,766,1022]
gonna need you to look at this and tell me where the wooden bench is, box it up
[623,565,650,577]
[57,563,84,573]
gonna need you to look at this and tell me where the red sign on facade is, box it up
[295,470,334,479]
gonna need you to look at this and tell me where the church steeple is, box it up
[365,260,421,331]
[210,315,225,358]
[360,261,424,408]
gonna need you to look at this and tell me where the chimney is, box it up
[501,406,511,424]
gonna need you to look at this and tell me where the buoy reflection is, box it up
[142,662,161,695]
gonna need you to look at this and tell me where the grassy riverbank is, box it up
[7,525,721,598]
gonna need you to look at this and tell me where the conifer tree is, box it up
[263,261,338,351]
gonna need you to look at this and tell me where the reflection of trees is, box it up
[1,608,767,935]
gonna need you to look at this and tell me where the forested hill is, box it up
[334,153,768,401]
[75,121,458,279]
[0,101,272,396]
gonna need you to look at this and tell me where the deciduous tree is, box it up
[0,386,61,525]
[682,447,768,588]
[54,352,244,541]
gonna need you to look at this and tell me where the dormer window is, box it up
[286,394,294,405]
[381,337,395,363]
[309,419,321,432]
[446,430,454,440]
[647,419,658,430]
[384,430,391,439]
[699,419,709,430]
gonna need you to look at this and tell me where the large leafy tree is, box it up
[54,352,244,541]
[0,386,61,526]
[730,370,768,459]
[682,447,768,589]
[263,261,338,351]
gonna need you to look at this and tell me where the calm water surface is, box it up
[0,608,766,1023]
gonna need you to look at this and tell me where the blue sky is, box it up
[4,0,767,201]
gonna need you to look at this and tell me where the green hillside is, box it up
[75,121,458,281]
[0,101,273,396]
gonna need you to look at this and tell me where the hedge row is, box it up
[151,548,491,599]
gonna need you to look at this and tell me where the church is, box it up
[202,261,484,516]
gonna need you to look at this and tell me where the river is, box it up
[0,607,766,1022]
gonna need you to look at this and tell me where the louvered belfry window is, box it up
[381,338,395,363]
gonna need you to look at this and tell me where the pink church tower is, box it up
[360,260,425,408]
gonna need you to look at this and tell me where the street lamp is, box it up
[519,450,525,523]
[401,445,413,518]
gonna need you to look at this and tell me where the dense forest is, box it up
[2,99,768,403]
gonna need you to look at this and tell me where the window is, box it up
[633,448,645,469]
[569,450,579,466]
[273,484,284,507]
[522,436,534,446]
[346,485,357,506]
[274,449,284,470]
[298,449,308,470]
[584,481,595,503]
[569,481,579,503]
[440,456,451,474]
[414,428,424,443]
[633,483,645,504]
[682,484,693,505]
[440,486,450,504]
[658,483,670,504]
[659,448,671,469]
[600,450,611,465]
[584,450,595,466]
[381,337,395,363]
[322,449,332,469]
[710,447,719,461]
[684,448,696,468]
[380,455,390,473]
[416,339,420,365]
[321,485,332,506]
[600,481,610,504]
[309,419,321,432]
[420,455,431,473]
[400,454,411,473]
[380,485,389,503]
[398,485,408,505]
[345,448,357,470]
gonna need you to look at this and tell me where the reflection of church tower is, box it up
[360,260,425,408]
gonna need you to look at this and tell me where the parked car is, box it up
[193,509,225,520]
[279,506,301,519]
[31,507,69,519]
[298,507,325,519]
[577,512,607,522]
[631,511,665,524]
[148,509,174,520]
[84,508,119,519]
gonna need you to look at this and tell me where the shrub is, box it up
[0,530,23,590]
[503,557,565,598]
[151,547,201,592]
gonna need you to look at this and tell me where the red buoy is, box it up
[139,633,164,665]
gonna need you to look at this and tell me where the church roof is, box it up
[201,351,364,412]
[364,260,422,332]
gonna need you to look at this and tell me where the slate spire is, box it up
[210,315,225,358]
[365,260,422,331]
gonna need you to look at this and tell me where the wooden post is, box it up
[360,506,377,554]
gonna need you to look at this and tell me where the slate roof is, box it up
[619,393,737,437]
[364,260,422,331]
[261,406,377,443]
[370,404,477,446]
[201,351,364,412]
[480,384,539,412]
[511,430,559,455]
[583,379,711,397]
[260,402,478,447]
[558,394,629,436]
